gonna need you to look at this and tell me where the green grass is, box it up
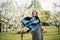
[43,26,60,40]
[0,26,60,40]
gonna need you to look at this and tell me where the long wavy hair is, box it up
[32,10,38,16]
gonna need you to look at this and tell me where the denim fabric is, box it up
[22,16,40,32]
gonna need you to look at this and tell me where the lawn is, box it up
[0,26,60,40]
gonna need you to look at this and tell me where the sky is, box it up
[0,0,60,12]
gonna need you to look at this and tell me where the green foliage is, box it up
[27,1,33,9]
[40,10,50,22]
[27,0,41,10]
[27,0,50,23]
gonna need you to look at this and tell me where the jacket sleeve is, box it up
[21,17,32,28]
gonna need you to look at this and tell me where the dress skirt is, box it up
[32,24,43,40]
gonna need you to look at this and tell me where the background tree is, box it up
[50,3,60,34]
[0,0,22,32]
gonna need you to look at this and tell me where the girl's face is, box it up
[32,11,38,17]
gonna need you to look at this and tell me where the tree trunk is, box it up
[32,24,43,40]
[0,23,2,32]
[0,26,1,32]
[3,26,4,32]
[6,27,8,32]
[58,26,60,34]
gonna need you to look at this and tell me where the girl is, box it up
[22,10,43,40]
[31,10,43,40]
